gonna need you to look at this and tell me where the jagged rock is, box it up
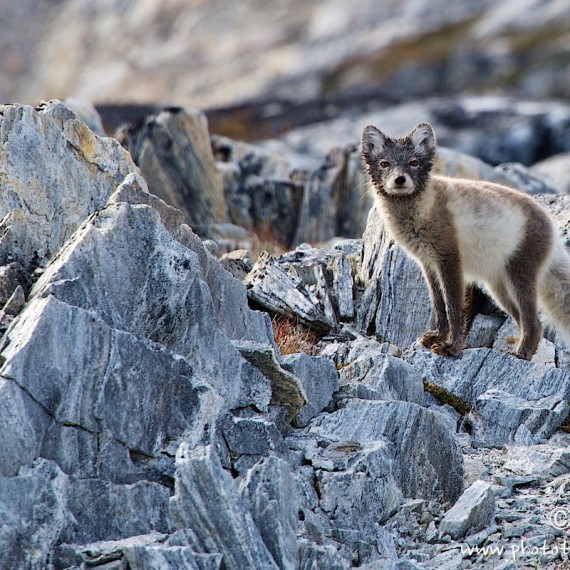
[493,162,558,194]
[315,439,403,530]
[282,353,339,427]
[464,314,506,349]
[278,245,356,321]
[474,389,568,447]
[219,414,286,457]
[124,544,222,570]
[309,399,464,503]
[169,444,279,569]
[29,199,273,414]
[117,107,228,232]
[0,459,68,569]
[439,480,496,540]
[336,338,428,405]
[214,136,370,249]
[297,539,350,570]
[245,251,337,332]
[240,456,299,570]
[357,203,432,346]
[0,100,140,270]
[61,477,171,544]
[407,348,570,445]
[244,244,357,336]
[1,295,220,462]
[233,341,307,417]
[503,444,570,482]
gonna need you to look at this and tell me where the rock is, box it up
[0,100,139,270]
[0,459,68,569]
[233,341,307,417]
[503,444,570,481]
[282,353,339,427]
[407,348,570,446]
[61,477,171,544]
[169,444,279,569]
[219,249,254,281]
[309,399,464,503]
[493,162,558,194]
[464,314,506,349]
[298,539,350,570]
[532,152,570,194]
[474,390,569,447]
[315,439,403,529]
[117,107,228,232]
[336,338,428,405]
[64,97,106,136]
[244,250,337,332]
[439,480,496,540]
[240,456,299,570]
[29,200,273,414]
[124,544,223,570]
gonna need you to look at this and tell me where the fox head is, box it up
[361,123,436,199]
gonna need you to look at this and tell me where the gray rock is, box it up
[297,539,351,570]
[532,152,570,194]
[439,480,496,540]
[0,100,141,269]
[309,399,464,503]
[118,107,228,231]
[357,204,432,346]
[169,444,279,569]
[219,414,285,457]
[62,477,171,544]
[315,439,403,529]
[233,341,307,418]
[0,459,68,569]
[240,457,299,570]
[124,545,222,570]
[493,162,558,194]
[337,340,427,405]
[406,348,570,445]
[29,200,273,413]
[282,353,339,427]
[464,314,506,349]
[473,389,569,446]
[1,295,220,460]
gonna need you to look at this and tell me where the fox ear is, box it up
[362,125,388,159]
[409,123,436,156]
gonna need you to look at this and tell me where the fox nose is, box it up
[395,175,407,185]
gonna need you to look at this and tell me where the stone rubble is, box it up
[1,100,570,570]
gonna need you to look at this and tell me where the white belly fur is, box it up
[447,187,526,284]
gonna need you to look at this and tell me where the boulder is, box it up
[282,352,339,427]
[439,480,496,540]
[407,348,570,445]
[309,399,464,503]
[117,107,228,232]
[169,444,279,569]
[240,456,299,570]
[0,100,140,269]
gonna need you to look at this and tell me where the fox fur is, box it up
[361,122,570,360]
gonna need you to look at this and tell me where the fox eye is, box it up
[409,159,419,167]
[379,161,390,169]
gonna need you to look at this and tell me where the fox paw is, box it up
[430,340,461,358]
[506,350,533,362]
[419,331,445,348]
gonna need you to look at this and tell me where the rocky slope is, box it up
[1,100,570,570]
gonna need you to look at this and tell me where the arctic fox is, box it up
[361,122,570,360]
